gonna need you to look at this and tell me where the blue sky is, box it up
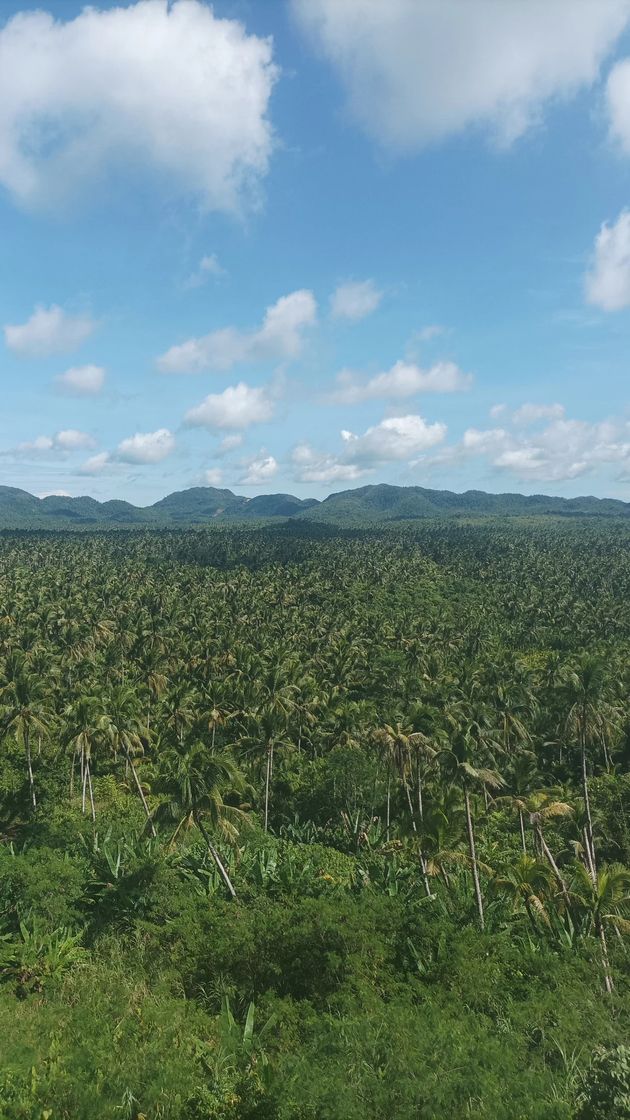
[2,0,630,504]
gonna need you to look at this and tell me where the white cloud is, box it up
[0,0,277,212]
[38,490,71,498]
[292,0,630,149]
[16,436,54,454]
[17,429,95,454]
[185,382,274,430]
[450,415,630,482]
[511,402,565,425]
[329,359,472,403]
[80,452,111,475]
[291,443,367,484]
[239,454,278,484]
[116,428,175,464]
[330,279,382,321]
[585,210,630,311]
[55,364,105,395]
[185,254,226,289]
[342,414,447,463]
[4,305,97,358]
[204,468,224,487]
[218,434,243,455]
[416,324,445,342]
[606,56,630,152]
[489,403,507,419]
[55,429,96,450]
[158,289,317,373]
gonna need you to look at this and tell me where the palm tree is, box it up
[496,751,543,854]
[373,721,435,894]
[527,791,573,911]
[1,671,51,811]
[570,861,630,993]
[563,654,620,880]
[64,695,101,820]
[441,720,504,930]
[493,854,555,931]
[154,741,248,898]
[98,685,155,837]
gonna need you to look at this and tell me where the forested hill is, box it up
[0,481,629,528]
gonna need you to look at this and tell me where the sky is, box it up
[2,0,630,505]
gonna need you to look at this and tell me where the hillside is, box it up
[0,482,628,529]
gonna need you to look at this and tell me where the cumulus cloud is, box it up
[416,324,445,342]
[158,289,317,373]
[239,454,278,484]
[448,415,630,482]
[185,382,274,430]
[55,364,105,395]
[292,0,630,149]
[185,254,226,289]
[213,434,244,457]
[585,210,630,311]
[342,414,447,463]
[290,413,446,482]
[80,451,111,475]
[116,429,175,464]
[204,468,224,487]
[606,55,630,152]
[0,0,277,211]
[4,305,97,358]
[330,279,382,321]
[329,359,472,403]
[17,429,95,454]
[291,442,367,484]
[511,402,565,425]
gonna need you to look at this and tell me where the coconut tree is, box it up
[526,791,574,911]
[64,695,102,820]
[493,853,555,932]
[1,670,51,811]
[154,741,249,899]
[98,685,155,836]
[562,654,620,880]
[569,861,630,993]
[440,718,504,930]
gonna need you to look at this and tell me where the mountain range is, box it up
[0,483,628,529]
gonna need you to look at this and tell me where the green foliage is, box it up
[0,521,628,1117]
[576,1045,630,1119]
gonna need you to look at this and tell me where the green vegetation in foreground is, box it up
[0,519,630,1118]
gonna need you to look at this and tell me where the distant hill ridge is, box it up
[0,482,628,529]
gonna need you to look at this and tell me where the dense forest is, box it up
[1,519,629,1118]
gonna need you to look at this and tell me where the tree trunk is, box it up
[87,759,96,822]
[124,749,156,838]
[465,787,484,930]
[404,781,417,833]
[595,914,614,994]
[81,752,88,815]
[581,741,597,882]
[24,728,36,810]
[519,808,527,855]
[416,760,424,822]
[195,813,237,900]
[264,742,273,833]
[582,825,597,882]
[70,749,76,800]
[536,823,572,912]
[386,771,391,841]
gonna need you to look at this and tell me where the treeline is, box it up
[0,522,629,1118]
